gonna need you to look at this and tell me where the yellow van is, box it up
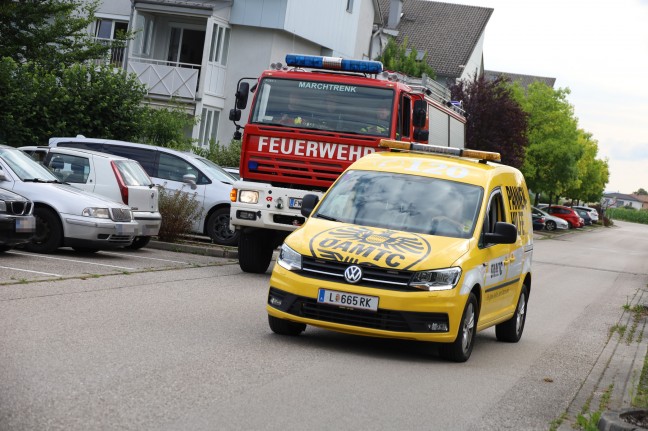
[267,140,533,362]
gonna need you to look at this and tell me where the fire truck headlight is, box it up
[410,267,462,291]
[239,190,259,204]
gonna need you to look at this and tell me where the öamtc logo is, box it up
[308,226,431,270]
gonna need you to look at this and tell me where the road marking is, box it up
[101,251,189,264]
[8,251,136,270]
[0,266,61,277]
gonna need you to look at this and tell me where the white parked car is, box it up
[20,146,162,250]
[0,145,138,253]
[573,205,599,223]
[531,206,569,231]
[48,136,239,246]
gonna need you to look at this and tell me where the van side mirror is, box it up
[412,99,427,128]
[236,82,250,109]
[483,222,517,244]
[301,194,320,217]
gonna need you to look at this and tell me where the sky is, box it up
[442,0,648,194]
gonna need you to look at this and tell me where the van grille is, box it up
[5,200,33,216]
[268,288,448,333]
[110,208,132,222]
[299,256,414,291]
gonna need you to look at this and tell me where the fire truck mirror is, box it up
[412,100,427,128]
[229,108,241,122]
[236,82,250,109]
[413,129,429,142]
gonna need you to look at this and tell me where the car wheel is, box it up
[268,315,306,336]
[238,230,275,273]
[206,207,239,246]
[496,284,528,342]
[567,221,573,229]
[126,236,151,250]
[73,247,99,253]
[439,293,477,362]
[544,220,556,231]
[25,207,62,254]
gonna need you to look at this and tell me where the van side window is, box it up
[102,145,156,176]
[483,189,506,235]
[158,153,207,184]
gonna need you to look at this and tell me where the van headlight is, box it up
[410,267,462,291]
[239,190,259,204]
[277,243,302,271]
[82,208,111,218]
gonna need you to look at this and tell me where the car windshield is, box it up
[0,147,59,182]
[114,160,153,186]
[192,157,236,183]
[314,170,483,238]
[250,78,394,136]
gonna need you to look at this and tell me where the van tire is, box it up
[496,284,528,343]
[238,230,274,273]
[25,207,62,254]
[127,236,151,250]
[439,293,477,362]
[268,315,306,336]
[206,207,239,246]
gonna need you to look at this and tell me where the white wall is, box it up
[459,31,485,82]
[94,0,131,18]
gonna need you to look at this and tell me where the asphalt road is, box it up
[1,221,647,430]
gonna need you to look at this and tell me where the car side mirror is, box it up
[183,173,198,190]
[483,222,517,244]
[301,194,320,217]
[0,170,6,181]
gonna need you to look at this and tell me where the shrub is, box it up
[194,139,241,167]
[607,207,648,225]
[157,186,203,242]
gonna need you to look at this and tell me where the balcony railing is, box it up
[127,58,201,100]
[91,37,126,68]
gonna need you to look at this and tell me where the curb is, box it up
[146,240,239,259]
[599,409,648,430]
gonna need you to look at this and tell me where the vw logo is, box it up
[344,265,363,284]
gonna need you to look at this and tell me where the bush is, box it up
[194,139,241,167]
[157,187,203,242]
[607,207,648,224]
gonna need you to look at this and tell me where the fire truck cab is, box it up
[229,54,466,273]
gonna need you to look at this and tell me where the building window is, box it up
[95,19,128,40]
[133,14,154,56]
[199,107,221,147]
[346,0,354,13]
[209,23,230,66]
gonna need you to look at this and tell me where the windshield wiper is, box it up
[316,213,338,222]
[23,178,57,183]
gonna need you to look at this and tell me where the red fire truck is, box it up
[229,54,466,273]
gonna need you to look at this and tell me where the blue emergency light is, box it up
[285,54,383,74]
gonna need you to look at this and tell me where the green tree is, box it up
[136,101,197,150]
[518,82,582,205]
[450,75,528,168]
[635,188,648,195]
[376,37,436,78]
[0,0,120,69]
[563,130,609,204]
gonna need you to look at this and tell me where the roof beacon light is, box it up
[285,54,383,74]
[379,139,501,162]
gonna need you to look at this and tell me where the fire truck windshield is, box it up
[250,78,394,136]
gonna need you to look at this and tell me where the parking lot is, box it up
[0,242,237,284]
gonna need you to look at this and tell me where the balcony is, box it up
[127,58,201,101]
[91,37,126,68]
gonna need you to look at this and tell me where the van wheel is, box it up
[496,284,528,343]
[268,315,306,336]
[439,293,477,362]
[238,230,274,273]
[544,220,556,231]
[206,207,239,246]
[25,207,62,254]
[127,236,151,250]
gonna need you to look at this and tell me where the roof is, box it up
[603,192,642,202]
[485,70,556,89]
[378,0,493,79]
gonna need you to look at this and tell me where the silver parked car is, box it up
[531,206,569,231]
[0,188,36,252]
[21,146,162,250]
[0,145,138,253]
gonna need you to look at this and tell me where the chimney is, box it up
[388,0,404,29]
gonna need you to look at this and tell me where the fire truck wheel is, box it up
[238,230,274,273]
[206,207,240,246]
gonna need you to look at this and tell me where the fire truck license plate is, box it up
[289,197,302,209]
[318,289,378,312]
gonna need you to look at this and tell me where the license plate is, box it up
[289,197,302,209]
[318,289,378,312]
[116,224,135,235]
[15,217,35,233]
